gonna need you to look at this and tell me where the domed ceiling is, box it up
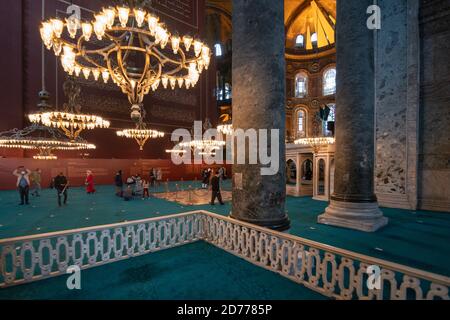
[285,0,336,51]
[206,0,336,58]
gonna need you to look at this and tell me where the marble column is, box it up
[230,0,290,231]
[318,0,388,232]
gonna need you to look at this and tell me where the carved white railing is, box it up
[0,212,204,288]
[1,210,449,300]
[202,212,450,300]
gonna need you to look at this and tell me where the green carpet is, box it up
[0,242,326,300]
[0,183,449,299]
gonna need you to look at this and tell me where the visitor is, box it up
[30,168,42,197]
[123,185,133,201]
[54,172,68,207]
[201,168,211,189]
[142,179,150,199]
[150,168,156,187]
[134,174,143,196]
[115,170,124,197]
[210,171,224,206]
[13,166,31,205]
[156,168,163,186]
[85,170,96,194]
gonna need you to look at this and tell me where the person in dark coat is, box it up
[54,172,68,207]
[115,170,124,197]
[210,171,224,206]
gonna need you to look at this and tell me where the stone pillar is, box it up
[230,0,290,231]
[318,0,388,232]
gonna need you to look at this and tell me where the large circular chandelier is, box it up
[29,111,110,142]
[0,124,96,160]
[29,80,110,141]
[39,4,211,120]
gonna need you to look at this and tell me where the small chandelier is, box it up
[0,124,96,160]
[217,123,233,136]
[116,107,164,150]
[179,118,225,152]
[39,3,211,120]
[33,148,58,160]
[294,137,335,154]
[29,80,110,141]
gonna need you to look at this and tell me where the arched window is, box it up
[295,34,304,48]
[311,32,318,46]
[296,108,307,138]
[323,67,336,96]
[295,72,308,98]
[214,43,223,57]
[322,103,336,136]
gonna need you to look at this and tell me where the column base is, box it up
[229,213,291,232]
[318,200,388,232]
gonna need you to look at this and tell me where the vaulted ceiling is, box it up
[206,0,336,57]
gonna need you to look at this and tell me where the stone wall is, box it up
[375,0,410,208]
[418,0,450,212]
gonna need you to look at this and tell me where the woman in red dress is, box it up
[85,170,96,194]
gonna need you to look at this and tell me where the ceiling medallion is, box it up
[40,4,211,120]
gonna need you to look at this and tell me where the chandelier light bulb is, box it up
[171,35,181,54]
[66,17,79,39]
[194,40,203,57]
[53,41,63,56]
[92,69,100,81]
[183,35,193,51]
[177,78,184,88]
[51,19,64,38]
[134,8,146,28]
[197,59,205,73]
[103,7,116,28]
[151,78,161,91]
[74,65,82,77]
[185,78,191,90]
[162,76,169,89]
[147,14,159,35]
[204,55,211,69]
[102,70,110,83]
[94,19,106,40]
[82,23,93,41]
[169,77,176,90]
[117,6,130,28]
[82,68,91,79]
[40,22,54,49]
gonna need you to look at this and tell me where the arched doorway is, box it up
[301,159,313,182]
[286,159,297,185]
[317,159,326,196]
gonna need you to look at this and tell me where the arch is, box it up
[295,34,304,48]
[214,43,223,57]
[317,158,326,196]
[294,106,308,139]
[295,71,308,98]
[323,66,337,96]
[301,159,313,182]
[286,159,297,185]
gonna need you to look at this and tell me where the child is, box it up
[143,179,150,199]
